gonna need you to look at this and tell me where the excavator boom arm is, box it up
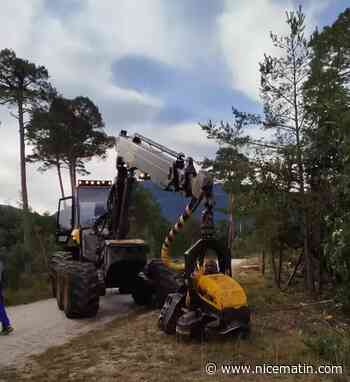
[105,130,217,271]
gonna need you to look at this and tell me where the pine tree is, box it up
[0,48,51,252]
[27,96,115,195]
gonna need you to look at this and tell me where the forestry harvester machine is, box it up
[50,130,250,339]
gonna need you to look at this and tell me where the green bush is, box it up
[325,215,350,312]
[4,274,51,306]
[304,332,350,369]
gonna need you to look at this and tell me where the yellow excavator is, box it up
[50,130,250,339]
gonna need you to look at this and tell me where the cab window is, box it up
[78,187,110,227]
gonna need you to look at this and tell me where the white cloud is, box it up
[218,0,292,102]
[0,0,330,213]
[74,0,190,67]
[217,0,331,102]
[0,0,166,125]
[0,1,40,53]
[0,0,173,213]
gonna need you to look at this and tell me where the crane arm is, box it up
[116,130,212,200]
[105,130,216,271]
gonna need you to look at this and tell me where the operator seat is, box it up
[203,259,219,275]
[82,229,99,263]
[94,203,106,219]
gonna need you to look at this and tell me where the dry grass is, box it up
[1,268,348,382]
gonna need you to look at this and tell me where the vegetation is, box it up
[304,8,350,309]
[27,95,115,196]
[201,7,350,306]
[0,49,52,254]
[202,147,251,254]
[0,49,51,211]
[0,205,56,305]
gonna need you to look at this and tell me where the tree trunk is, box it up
[18,99,31,265]
[271,249,279,287]
[261,249,266,275]
[69,160,76,196]
[56,161,65,198]
[291,36,313,292]
[303,210,314,291]
[310,183,322,293]
[278,247,283,286]
[227,192,235,257]
[295,115,313,292]
[34,227,47,269]
[18,100,29,210]
[284,251,303,289]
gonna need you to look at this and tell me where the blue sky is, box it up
[0,0,348,212]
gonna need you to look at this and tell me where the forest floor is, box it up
[0,259,349,382]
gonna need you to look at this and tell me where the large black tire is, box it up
[49,252,72,308]
[50,273,57,298]
[145,260,184,308]
[56,274,64,310]
[131,275,153,306]
[62,261,100,319]
[158,293,185,334]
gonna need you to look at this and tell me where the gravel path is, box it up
[0,290,137,368]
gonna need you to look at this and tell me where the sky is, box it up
[0,0,348,213]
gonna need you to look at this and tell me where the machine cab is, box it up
[56,180,112,243]
[76,180,112,228]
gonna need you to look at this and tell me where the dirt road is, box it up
[0,290,138,368]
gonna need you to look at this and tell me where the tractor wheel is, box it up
[158,293,185,334]
[131,275,153,306]
[62,262,100,319]
[56,274,64,311]
[144,259,184,308]
[176,330,192,343]
[50,273,57,298]
[49,252,72,300]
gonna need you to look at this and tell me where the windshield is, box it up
[78,186,110,227]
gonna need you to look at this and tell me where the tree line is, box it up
[201,7,350,308]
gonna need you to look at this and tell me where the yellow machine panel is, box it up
[194,273,248,311]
